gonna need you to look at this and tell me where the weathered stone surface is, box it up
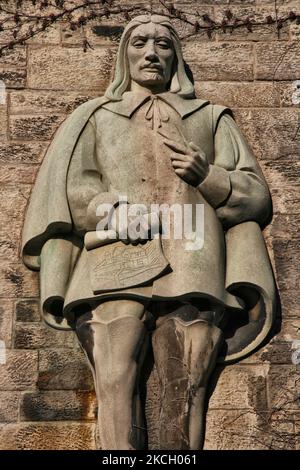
[0,300,13,349]
[0,185,32,262]
[0,422,97,450]
[267,365,300,410]
[214,5,289,42]
[9,90,98,115]
[62,21,126,46]
[0,104,7,140]
[0,164,38,184]
[0,237,19,265]
[0,184,31,221]
[260,159,300,186]
[271,186,300,215]
[205,409,296,450]
[183,42,253,81]
[0,68,26,88]
[295,412,300,450]
[14,323,74,349]
[0,48,26,68]
[290,24,300,41]
[9,114,65,141]
[272,239,300,290]
[234,108,300,161]
[204,409,264,450]
[0,262,39,298]
[15,299,41,322]
[0,392,19,422]
[28,46,115,91]
[267,215,300,240]
[256,41,300,80]
[38,348,94,390]
[241,319,300,365]
[27,25,61,45]
[172,0,255,5]
[20,390,97,422]
[0,350,38,391]
[277,81,300,107]
[0,141,46,164]
[209,365,268,410]
[196,81,279,108]
[280,290,300,318]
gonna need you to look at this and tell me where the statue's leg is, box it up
[152,304,223,450]
[75,299,149,450]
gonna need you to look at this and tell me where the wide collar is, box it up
[101,91,209,119]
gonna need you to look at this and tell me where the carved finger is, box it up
[174,168,186,176]
[163,139,188,155]
[170,153,190,162]
[172,160,189,169]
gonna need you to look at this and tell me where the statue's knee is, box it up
[153,316,223,358]
[93,299,146,323]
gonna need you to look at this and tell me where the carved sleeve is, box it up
[67,114,120,234]
[198,112,272,229]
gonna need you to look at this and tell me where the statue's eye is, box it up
[132,40,146,48]
[156,40,171,49]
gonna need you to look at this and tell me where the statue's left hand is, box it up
[162,137,209,187]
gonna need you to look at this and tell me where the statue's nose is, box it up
[144,44,158,61]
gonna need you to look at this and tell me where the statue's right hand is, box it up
[112,206,161,245]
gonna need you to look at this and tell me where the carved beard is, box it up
[142,70,164,83]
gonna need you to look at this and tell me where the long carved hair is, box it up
[105,15,195,101]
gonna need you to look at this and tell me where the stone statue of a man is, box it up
[22,15,276,450]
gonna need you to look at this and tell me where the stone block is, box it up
[28,46,115,91]
[196,81,279,108]
[234,108,300,161]
[0,392,19,422]
[0,47,26,68]
[0,262,39,298]
[267,365,300,410]
[0,185,32,263]
[256,41,300,80]
[260,159,300,187]
[204,409,264,450]
[9,90,98,115]
[209,365,268,411]
[0,300,13,349]
[0,350,38,391]
[38,348,94,390]
[272,239,300,290]
[20,390,97,422]
[0,422,96,450]
[0,141,46,164]
[0,68,26,89]
[0,164,39,184]
[27,25,61,45]
[183,42,254,81]
[9,114,65,141]
[205,408,296,450]
[0,103,7,139]
[280,290,300,318]
[268,215,300,240]
[14,322,74,349]
[15,299,41,322]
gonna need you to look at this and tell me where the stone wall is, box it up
[0,0,299,450]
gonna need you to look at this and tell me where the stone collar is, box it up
[101,91,209,119]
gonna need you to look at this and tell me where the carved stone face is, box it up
[127,22,175,90]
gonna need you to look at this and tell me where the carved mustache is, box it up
[141,63,163,71]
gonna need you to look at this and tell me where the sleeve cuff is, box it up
[198,165,231,208]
